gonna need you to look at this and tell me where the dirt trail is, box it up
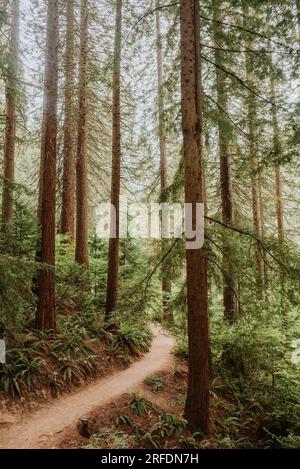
[0,325,174,449]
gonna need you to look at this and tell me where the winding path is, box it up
[0,324,174,449]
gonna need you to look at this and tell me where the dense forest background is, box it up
[0,0,299,449]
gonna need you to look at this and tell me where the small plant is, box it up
[174,331,188,359]
[130,394,154,416]
[115,412,136,428]
[143,413,186,448]
[144,375,163,392]
[83,428,135,449]
[110,322,152,358]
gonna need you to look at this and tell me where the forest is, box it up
[0,0,299,453]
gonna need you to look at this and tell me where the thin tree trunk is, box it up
[180,0,209,436]
[296,0,300,44]
[270,70,285,241]
[258,177,268,294]
[37,112,46,225]
[75,0,89,266]
[35,0,58,332]
[155,0,172,323]
[60,0,75,242]
[245,40,265,302]
[105,0,122,324]
[213,2,237,323]
[2,0,19,225]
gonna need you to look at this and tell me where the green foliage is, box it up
[56,236,92,315]
[109,322,152,359]
[142,413,187,449]
[174,331,188,360]
[209,303,300,448]
[0,184,37,326]
[83,427,135,449]
[130,394,154,417]
[0,327,97,397]
[144,374,163,392]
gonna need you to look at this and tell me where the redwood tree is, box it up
[213,2,237,322]
[155,0,172,322]
[36,0,58,332]
[105,0,122,324]
[60,0,75,242]
[180,0,209,435]
[270,61,285,242]
[245,37,265,301]
[75,0,89,266]
[2,0,20,225]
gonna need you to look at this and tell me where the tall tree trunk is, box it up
[245,40,265,302]
[258,177,268,294]
[155,0,172,323]
[75,0,89,266]
[213,2,236,323]
[296,0,300,45]
[105,0,122,324]
[270,69,285,242]
[60,0,75,242]
[35,0,58,332]
[2,0,19,225]
[180,0,209,435]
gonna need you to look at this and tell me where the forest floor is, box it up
[0,324,174,449]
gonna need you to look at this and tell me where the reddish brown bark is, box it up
[35,0,58,332]
[60,0,75,242]
[245,40,265,302]
[258,177,268,294]
[155,0,172,322]
[105,0,122,323]
[270,70,285,242]
[296,0,300,44]
[75,0,89,266]
[180,0,209,435]
[213,2,237,322]
[2,0,19,225]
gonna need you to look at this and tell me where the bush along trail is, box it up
[0,325,174,449]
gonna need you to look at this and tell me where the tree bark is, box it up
[296,0,300,45]
[245,40,265,302]
[258,176,268,294]
[75,0,89,266]
[60,0,75,242]
[213,2,237,323]
[180,0,209,436]
[35,0,58,332]
[155,0,172,323]
[105,0,122,324]
[270,69,285,242]
[2,0,19,225]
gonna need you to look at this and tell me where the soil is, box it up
[0,324,174,449]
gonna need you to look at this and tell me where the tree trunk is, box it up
[75,0,89,266]
[296,0,300,45]
[180,0,209,436]
[105,0,122,324]
[258,177,268,294]
[245,40,265,302]
[35,0,58,332]
[60,0,75,242]
[213,2,237,323]
[270,69,285,242]
[2,0,19,225]
[155,0,172,323]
